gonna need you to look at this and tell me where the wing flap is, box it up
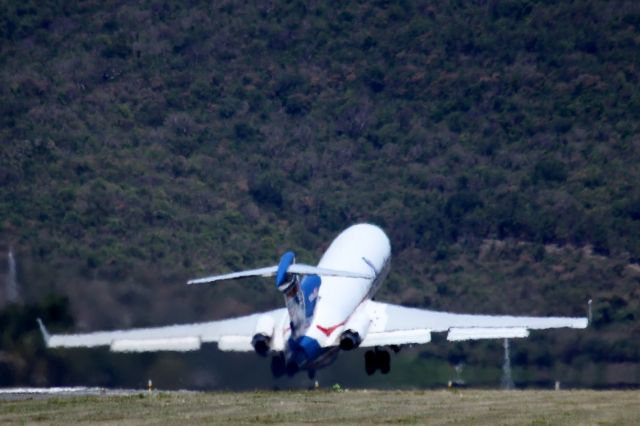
[111,337,201,352]
[361,329,431,347]
[218,335,253,352]
[447,327,529,341]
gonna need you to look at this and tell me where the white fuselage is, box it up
[304,224,391,347]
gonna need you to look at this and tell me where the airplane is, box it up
[38,223,588,378]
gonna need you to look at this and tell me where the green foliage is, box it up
[0,295,73,385]
[533,158,568,184]
[249,174,284,208]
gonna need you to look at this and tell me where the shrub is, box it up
[533,158,568,183]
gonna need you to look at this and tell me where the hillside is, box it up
[1,1,639,387]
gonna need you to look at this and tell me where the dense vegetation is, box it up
[1,0,639,388]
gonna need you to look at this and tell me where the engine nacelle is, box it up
[251,333,270,356]
[339,311,371,351]
[252,315,275,356]
[339,330,361,351]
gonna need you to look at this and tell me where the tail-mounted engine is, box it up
[251,314,275,356]
[339,310,371,351]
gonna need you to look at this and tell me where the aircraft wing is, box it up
[37,309,288,352]
[361,301,588,346]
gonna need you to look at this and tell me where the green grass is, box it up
[1,390,638,425]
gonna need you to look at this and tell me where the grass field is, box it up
[1,389,639,425]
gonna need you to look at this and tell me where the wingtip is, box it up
[579,317,590,329]
[36,318,50,346]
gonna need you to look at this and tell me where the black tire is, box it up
[378,350,390,375]
[271,354,285,378]
[365,350,377,375]
[286,360,299,377]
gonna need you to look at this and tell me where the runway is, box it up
[0,389,637,425]
[0,387,155,400]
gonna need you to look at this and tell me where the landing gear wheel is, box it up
[271,353,285,378]
[365,350,377,375]
[378,350,391,375]
[286,360,299,377]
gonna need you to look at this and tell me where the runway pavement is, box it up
[0,387,153,400]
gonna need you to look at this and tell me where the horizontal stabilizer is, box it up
[288,264,373,280]
[187,266,279,285]
[187,264,373,285]
[447,327,529,341]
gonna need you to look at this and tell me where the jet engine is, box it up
[339,311,371,351]
[251,315,275,356]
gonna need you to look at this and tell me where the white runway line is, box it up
[0,387,201,399]
[0,387,105,394]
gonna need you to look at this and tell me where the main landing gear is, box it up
[271,353,286,378]
[365,348,391,375]
[271,353,304,378]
